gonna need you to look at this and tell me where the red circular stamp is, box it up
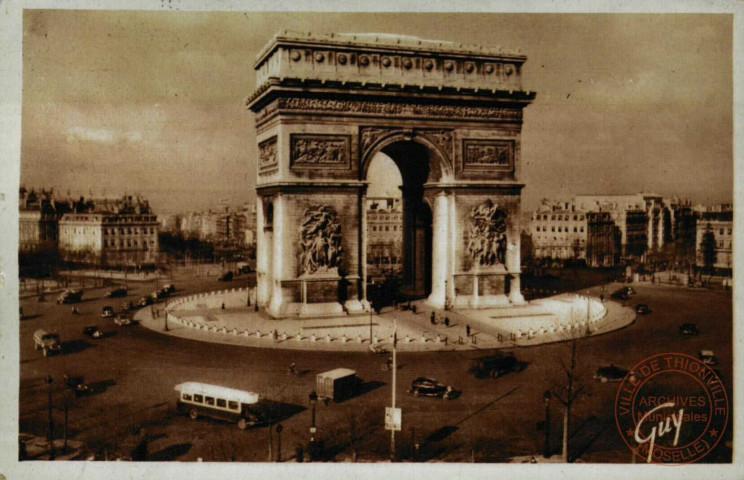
[614,352,728,464]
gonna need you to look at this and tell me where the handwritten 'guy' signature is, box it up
[635,402,684,463]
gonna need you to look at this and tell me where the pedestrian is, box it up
[444,317,450,327]
[430,312,436,325]
[221,302,225,310]
[466,324,471,337]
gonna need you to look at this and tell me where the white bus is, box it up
[174,382,265,429]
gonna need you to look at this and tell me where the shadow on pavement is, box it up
[262,400,307,425]
[336,380,385,403]
[147,443,192,461]
[61,340,95,355]
[88,379,117,395]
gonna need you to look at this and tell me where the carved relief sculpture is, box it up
[463,139,514,170]
[299,205,343,275]
[291,134,350,169]
[467,200,508,267]
[258,136,278,172]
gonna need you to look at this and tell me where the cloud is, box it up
[66,126,141,144]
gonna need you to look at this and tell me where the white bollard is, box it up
[357,334,363,344]
[405,335,411,344]
[256,330,262,338]
[325,334,332,343]
[341,335,347,343]
[310,333,317,342]
[296,333,302,341]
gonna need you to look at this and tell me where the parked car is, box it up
[105,286,128,298]
[594,365,629,383]
[468,354,519,379]
[101,306,115,318]
[620,286,636,295]
[57,289,83,304]
[163,283,176,294]
[138,296,153,307]
[218,271,234,282]
[698,350,719,366]
[679,323,699,335]
[83,326,103,339]
[33,329,61,357]
[114,315,134,326]
[635,304,651,315]
[408,377,455,400]
[121,301,133,312]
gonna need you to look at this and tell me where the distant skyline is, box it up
[21,11,733,214]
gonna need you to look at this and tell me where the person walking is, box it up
[444,317,450,327]
[430,312,436,325]
[466,324,471,337]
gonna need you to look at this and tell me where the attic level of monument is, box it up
[248,31,535,319]
[246,31,535,116]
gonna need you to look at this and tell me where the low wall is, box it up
[167,288,255,312]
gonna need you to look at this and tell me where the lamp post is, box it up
[308,391,318,461]
[276,424,283,462]
[543,390,552,458]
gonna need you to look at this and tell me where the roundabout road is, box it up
[19,277,732,463]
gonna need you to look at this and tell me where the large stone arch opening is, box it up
[247,31,535,318]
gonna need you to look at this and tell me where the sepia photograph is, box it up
[2,2,741,479]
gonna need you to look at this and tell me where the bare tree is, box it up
[551,339,586,462]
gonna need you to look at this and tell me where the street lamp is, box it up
[543,390,552,458]
[308,391,318,461]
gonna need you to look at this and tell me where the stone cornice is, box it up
[251,31,532,104]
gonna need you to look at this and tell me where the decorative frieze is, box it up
[258,136,278,173]
[299,205,343,275]
[290,134,351,169]
[256,97,523,124]
[360,127,397,158]
[462,139,514,171]
[467,200,508,267]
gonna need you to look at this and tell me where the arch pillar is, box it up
[255,198,270,307]
[427,191,449,309]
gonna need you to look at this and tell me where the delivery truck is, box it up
[316,368,360,403]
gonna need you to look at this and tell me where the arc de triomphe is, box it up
[246,31,535,318]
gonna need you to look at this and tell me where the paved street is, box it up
[19,276,732,463]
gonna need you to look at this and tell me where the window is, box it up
[183,393,192,401]
[205,396,215,406]
[573,227,577,232]
[573,215,577,221]
[228,401,239,410]
[580,227,584,232]
[216,399,226,408]
[551,215,555,220]
[193,394,203,403]
[720,229,724,235]
[728,228,732,235]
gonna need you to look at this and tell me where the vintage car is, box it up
[114,315,134,326]
[105,286,128,298]
[101,306,115,318]
[121,301,133,312]
[594,365,629,383]
[83,326,103,339]
[57,289,83,304]
[679,323,699,336]
[63,375,91,398]
[611,289,630,301]
[635,304,651,315]
[698,350,719,366]
[468,354,519,379]
[408,377,455,400]
[218,271,234,282]
[138,296,153,307]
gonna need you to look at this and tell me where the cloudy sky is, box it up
[21,11,732,213]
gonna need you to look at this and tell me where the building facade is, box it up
[585,211,620,267]
[530,202,587,261]
[58,195,159,268]
[367,198,403,278]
